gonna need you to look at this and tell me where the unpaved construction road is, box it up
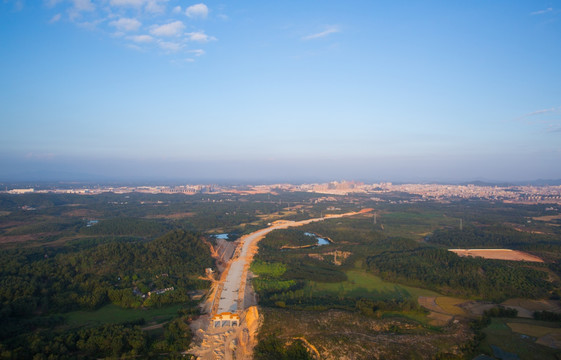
[216,209,373,314]
[191,209,372,360]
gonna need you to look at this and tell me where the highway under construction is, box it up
[189,209,372,360]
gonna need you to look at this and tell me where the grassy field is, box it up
[64,304,183,328]
[307,270,440,300]
[435,297,468,316]
[507,322,561,338]
[481,318,561,360]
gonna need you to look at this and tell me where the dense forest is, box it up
[1,192,561,358]
[0,230,213,358]
[253,214,561,308]
[367,247,553,301]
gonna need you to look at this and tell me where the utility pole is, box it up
[460,218,463,231]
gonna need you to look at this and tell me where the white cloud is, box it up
[158,41,183,52]
[129,34,153,43]
[531,8,553,15]
[74,18,103,29]
[150,21,185,36]
[302,25,340,40]
[68,0,95,21]
[110,0,145,6]
[109,0,167,13]
[38,0,215,59]
[127,43,144,51]
[520,107,559,119]
[49,13,62,24]
[145,0,167,13]
[45,0,64,7]
[186,31,216,42]
[6,0,24,11]
[189,49,205,56]
[110,17,141,32]
[185,3,208,18]
[72,0,94,12]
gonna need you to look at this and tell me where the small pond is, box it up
[304,232,331,246]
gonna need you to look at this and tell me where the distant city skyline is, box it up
[1,1,560,182]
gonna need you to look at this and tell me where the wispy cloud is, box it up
[531,8,553,15]
[302,25,340,40]
[516,107,561,133]
[108,0,167,13]
[150,21,185,36]
[185,3,208,19]
[49,13,62,24]
[110,0,145,7]
[128,34,154,43]
[110,17,141,32]
[45,0,63,8]
[145,0,167,14]
[158,40,183,52]
[67,0,94,20]
[186,31,216,42]
[4,0,24,11]
[189,49,205,56]
[71,0,94,12]
[518,107,559,119]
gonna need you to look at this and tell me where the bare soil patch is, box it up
[259,307,473,360]
[536,333,561,349]
[419,296,467,326]
[449,249,544,262]
[533,214,561,222]
[460,301,498,316]
[418,297,444,313]
[145,212,195,219]
[502,299,561,314]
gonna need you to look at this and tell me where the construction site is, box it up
[189,210,372,360]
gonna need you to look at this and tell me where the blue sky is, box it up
[1,1,560,182]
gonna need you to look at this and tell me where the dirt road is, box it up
[191,209,372,359]
[217,209,372,314]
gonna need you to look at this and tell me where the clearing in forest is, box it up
[449,249,544,262]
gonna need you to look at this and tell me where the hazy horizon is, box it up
[2,1,560,183]
[2,153,561,185]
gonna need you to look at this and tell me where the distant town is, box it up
[3,180,561,204]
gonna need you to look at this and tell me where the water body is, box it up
[214,233,229,240]
[304,232,330,246]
